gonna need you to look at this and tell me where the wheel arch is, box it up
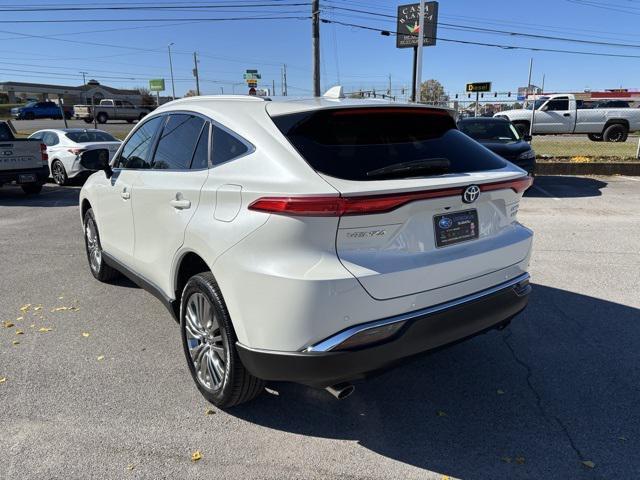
[603,118,630,131]
[172,251,212,318]
[81,198,92,222]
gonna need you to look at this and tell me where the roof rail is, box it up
[168,95,268,104]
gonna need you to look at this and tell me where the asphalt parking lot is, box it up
[1,175,639,479]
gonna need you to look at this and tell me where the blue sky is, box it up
[2,0,640,98]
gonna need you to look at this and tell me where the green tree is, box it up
[419,79,448,105]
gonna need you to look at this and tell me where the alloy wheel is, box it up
[52,162,66,185]
[185,292,227,392]
[85,218,101,273]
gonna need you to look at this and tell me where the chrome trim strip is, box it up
[306,273,530,352]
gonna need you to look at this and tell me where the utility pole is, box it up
[272,79,276,96]
[282,64,288,96]
[312,0,320,96]
[193,52,200,96]
[388,74,392,97]
[526,58,535,140]
[80,71,88,104]
[414,0,426,103]
[168,43,176,100]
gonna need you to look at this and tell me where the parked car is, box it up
[29,129,121,185]
[73,99,153,124]
[79,95,533,408]
[0,120,49,194]
[11,101,73,120]
[458,117,536,176]
[495,93,640,142]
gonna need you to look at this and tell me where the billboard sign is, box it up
[466,82,492,93]
[149,79,165,92]
[396,2,439,48]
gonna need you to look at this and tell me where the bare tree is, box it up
[137,87,155,107]
[419,79,448,105]
[184,89,198,97]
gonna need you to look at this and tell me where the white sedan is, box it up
[28,128,121,185]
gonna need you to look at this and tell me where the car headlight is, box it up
[517,150,535,160]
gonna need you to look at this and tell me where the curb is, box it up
[536,162,640,176]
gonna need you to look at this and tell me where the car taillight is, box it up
[248,176,534,217]
[68,148,86,155]
[40,143,48,163]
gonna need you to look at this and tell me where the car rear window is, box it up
[271,107,507,181]
[66,131,117,143]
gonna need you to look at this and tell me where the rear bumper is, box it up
[0,165,49,185]
[237,273,531,387]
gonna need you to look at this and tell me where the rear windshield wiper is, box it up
[366,158,450,178]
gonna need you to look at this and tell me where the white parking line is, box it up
[531,185,561,201]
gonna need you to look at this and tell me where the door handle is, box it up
[170,199,191,210]
[563,113,571,117]
[120,190,130,200]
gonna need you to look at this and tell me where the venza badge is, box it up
[462,185,480,204]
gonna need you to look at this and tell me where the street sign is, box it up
[243,73,261,80]
[248,87,257,96]
[247,80,258,87]
[396,2,439,48]
[246,69,258,74]
[149,79,165,92]
[466,82,492,93]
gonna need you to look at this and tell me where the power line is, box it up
[324,5,640,49]
[0,2,310,11]
[320,18,640,60]
[0,15,311,24]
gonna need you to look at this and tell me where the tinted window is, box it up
[545,98,569,111]
[117,116,163,169]
[0,123,14,141]
[66,131,118,143]
[29,131,44,140]
[212,125,249,166]
[42,132,59,146]
[191,122,210,169]
[151,114,205,170]
[459,120,519,141]
[271,107,506,181]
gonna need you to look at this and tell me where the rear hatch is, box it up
[0,139,43,171]
[81,142,121,160]
[270,105,532,300]
[73,106,91,117]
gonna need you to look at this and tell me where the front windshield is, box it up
[25,102,37,108]
[459,121,520,142]
[526,98,549,110]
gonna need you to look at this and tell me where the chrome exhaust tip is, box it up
[325,383,355,400]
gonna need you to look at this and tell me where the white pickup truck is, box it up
[495,94,640,142]
[73,99,153,124]
[0,121,49,194]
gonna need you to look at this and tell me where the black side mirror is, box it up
[79,148,113,178]
[523,134,532,142]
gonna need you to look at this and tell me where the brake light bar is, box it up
[249,176,533,217]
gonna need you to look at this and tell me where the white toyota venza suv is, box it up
[79,93,533,407]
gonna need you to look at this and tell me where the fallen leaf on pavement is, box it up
[12,340,19,345]
[582,460,595,469]
[0,377,6,384]
[127,464,135,471]
[15,330,24,335]
[436,410,447,417]
[191,450,203,462]
[515,456,525,465]
[97,355,105,361]
[2,321,14,328]
[38,327,53,333]
[82,332,90,338]
[19,304,31,313]
[58,296,64,300]
[30,324,35,328]
[16,316,24,321]
[205,408,216,415]
[33,306,42,311]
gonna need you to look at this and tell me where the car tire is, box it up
[25,112,35,120]
[21,183,43,195]
[603,124,628,142]
[127,119,134,124]
[587,133,603,142]
[138,113,146,121]
[180,272,265,408]
[83,118,94,124]
[83,209,120,282]
[513,121,529,138]
[97,112,108,124]
[51,160,68,186]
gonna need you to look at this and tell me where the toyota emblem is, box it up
[462,185,480,204]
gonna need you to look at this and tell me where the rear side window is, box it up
[118,116,163,169]
[271,107,506,181]
[151,114,205,170]
[211,125,249,166]
[0,123,14,141]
